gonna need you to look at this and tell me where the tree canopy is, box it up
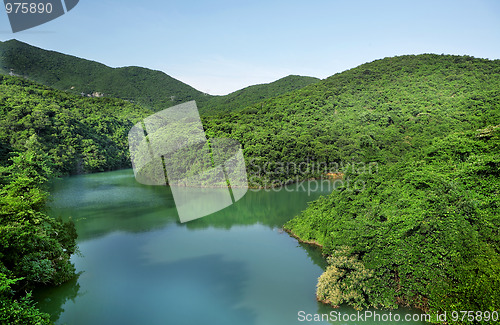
[0,52,498,323]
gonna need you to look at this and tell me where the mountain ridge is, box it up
[0,39,208,110]
[0,39,320,114]
[1,47,499,322]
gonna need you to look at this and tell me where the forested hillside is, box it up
[286,127,500,317]
[200,75,320,114]
[0,40,319,114]
[201,54,500,323]
[0,39,206,110]
[0,75,151,174]
[0,75,152,323]
[203,54,500,185]
[0,52,498,323]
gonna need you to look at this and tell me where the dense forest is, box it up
[200,75,319,114]
[203,54,499,186]
[0,40,319,114]
[202,54,500,323]
[0,39,206,110]
[0,75,152,323]
[286,127,499,315]
[0,75,154,174]
[0,49,499,323]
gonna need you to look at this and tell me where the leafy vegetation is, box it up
[0,75,152,322]
[0,75,151,174]
[287,128,500,319]
[1,274,51,325]
[0,46,499,323]
[0,136,75,324]
[265,56,498,322]
[203,54,499,187]
[0,39,207,110]
[200,75,320,114]
[207,54,500,322]
[0,39,319,114]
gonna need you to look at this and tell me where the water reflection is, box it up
[34,275,81,323]
[48,169,333,241]
[39,169,426,325]
[48,170,178,240]
[38,169,336,324]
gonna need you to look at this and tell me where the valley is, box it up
[0,41,499,324]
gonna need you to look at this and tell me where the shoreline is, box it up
[282,227,324,248]
[163,173,344,189]
[283,225,431,314]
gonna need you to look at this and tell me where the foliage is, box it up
[0,39,318,114]
[0,73,152,322]
[0,74,152,174]
[200,75,320,114]
[1,46,499,323]
[0,137,77,323]
[212,54,500,322]
[316,246,377,310]
[0,39,206,110]
[0,274,50,325]
[203,54,500,187]
[285,127,500,323]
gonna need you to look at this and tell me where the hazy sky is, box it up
[1,0,500,95]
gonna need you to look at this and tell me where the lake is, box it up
[35,169,426,325]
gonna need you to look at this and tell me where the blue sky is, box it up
[1,0,500,95]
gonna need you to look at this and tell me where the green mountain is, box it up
[0,74,151,174]
[204,54,500,185]
[1,50,499,323]
[200,75,320,114]
[202,53,500,321]
[0,39,320,114]
[0,39,207,110]
[0,74,155,323]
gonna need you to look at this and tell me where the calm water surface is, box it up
[35,169,426,325]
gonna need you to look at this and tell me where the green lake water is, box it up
[35,169,427,325]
